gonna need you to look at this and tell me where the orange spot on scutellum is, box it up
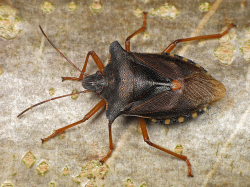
[172,80,181,90]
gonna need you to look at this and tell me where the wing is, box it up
[130,52,204,80]
[123,69,226,119]
[123,90,191,119]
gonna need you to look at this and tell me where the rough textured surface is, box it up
[0,0,250,186]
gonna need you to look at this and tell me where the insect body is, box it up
[91,41,226,124]
[18,12,235,177]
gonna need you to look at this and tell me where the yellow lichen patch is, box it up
[239,27,250,61]
[213,26,236,65]
[136,124,142,134]
[198,40,206,47]
[90,0,103,14]
[73,176,81,183]
[213,42,235,65]
[62,165,70,176]
[174,144,183,154]
[42,2,54,14]
[140,182,147,187]
[143,31,149,39]
[134,8,143,17]
[73,160,109,186]
[245,27,250,38]
[157,3,179,19]
[246,66,250,89]
[21,151,36,168]
[125,178,134,187]
[219,30,236,43]
[58,131,65,140]
[241,40,250,61]
[170,54,175,57]
[165,127,169,133]
[0,66,4,76]
[0,5,22,40]
[49,88,55,96]
[1,183,13,187]
[71,89,79,100]
[68,2,78,13]
[36,161,49,175]
[199,2,210,12]
[149,8,157,16]
[49,182,56,187]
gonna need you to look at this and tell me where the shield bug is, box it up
[18,12,236,177]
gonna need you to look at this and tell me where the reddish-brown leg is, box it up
[125,12,147,51]
[62,51,105,81]
[100,120,114,164]
[139,118,194,177]
[163,23,236,53]
[41,99,106,143]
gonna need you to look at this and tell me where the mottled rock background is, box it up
[0,0,250,186]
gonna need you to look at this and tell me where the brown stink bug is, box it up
[18,12,236,177]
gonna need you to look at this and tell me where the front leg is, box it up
[41,99,106,143]
[62,51,105,81]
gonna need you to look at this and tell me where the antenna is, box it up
[17,90,91,117]
[39,25,84,75]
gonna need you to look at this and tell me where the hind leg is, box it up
[163,23,236,53]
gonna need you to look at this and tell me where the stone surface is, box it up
[0,0,250,186]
